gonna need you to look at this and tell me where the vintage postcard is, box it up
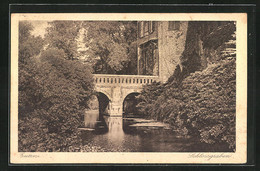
[10,13,247,164]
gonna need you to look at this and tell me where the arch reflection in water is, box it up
[83,111,141,151]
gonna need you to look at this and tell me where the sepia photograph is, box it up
[10,13,247,164]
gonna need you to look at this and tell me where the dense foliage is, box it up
[19,21,44,64]
[83,21,137,74]
[137,21,236,151]
[45,21,81,60]
[18,21,95,152]
[45,21,138,74]
[139,58,235,150]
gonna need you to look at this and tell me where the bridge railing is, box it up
[93,74,159,85]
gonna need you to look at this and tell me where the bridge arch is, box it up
[122,92,141,115]
[122,89,142,102]
[94,87,112,101]
[94,91,111,115]
[93,74,159,116]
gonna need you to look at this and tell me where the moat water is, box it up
[80,110,228,152]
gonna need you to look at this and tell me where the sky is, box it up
[30,20,52,38]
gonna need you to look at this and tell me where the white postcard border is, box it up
[10,13,247,164]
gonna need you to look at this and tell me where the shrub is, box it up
[19,48,94,151]
[137,21,236,151]
[137,58,236,151]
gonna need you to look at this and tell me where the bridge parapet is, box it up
[93,74,159,86]
[93,74,159,116]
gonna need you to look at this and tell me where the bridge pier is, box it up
[108,101,123,116]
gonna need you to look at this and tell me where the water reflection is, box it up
[104,117,125,144]
[82,110,141,151]
[82,110,198,152]
[84,110,99,128]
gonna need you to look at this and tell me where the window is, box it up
[144,21,149,36]
[168,21,180,31]
[138,40,158,75]
[138,21,154,38]
[138,22,143,38]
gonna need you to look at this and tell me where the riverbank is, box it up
[137,58,236,152]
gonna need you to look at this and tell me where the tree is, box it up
[19,21,44,64]
[19,21,44,115]
[19,21,33,42]
[18,21,95,152]
[82,21,137,74]
[44,21,138,74]
[45,21,82,60]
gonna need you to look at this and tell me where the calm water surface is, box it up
[80,110,223,152]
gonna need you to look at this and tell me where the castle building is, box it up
[136,21,188,82]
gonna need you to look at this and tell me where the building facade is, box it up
[136,21,188,82]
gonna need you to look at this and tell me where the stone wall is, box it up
[158,21,188,82]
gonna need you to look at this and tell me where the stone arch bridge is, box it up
[93,74,159,116]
